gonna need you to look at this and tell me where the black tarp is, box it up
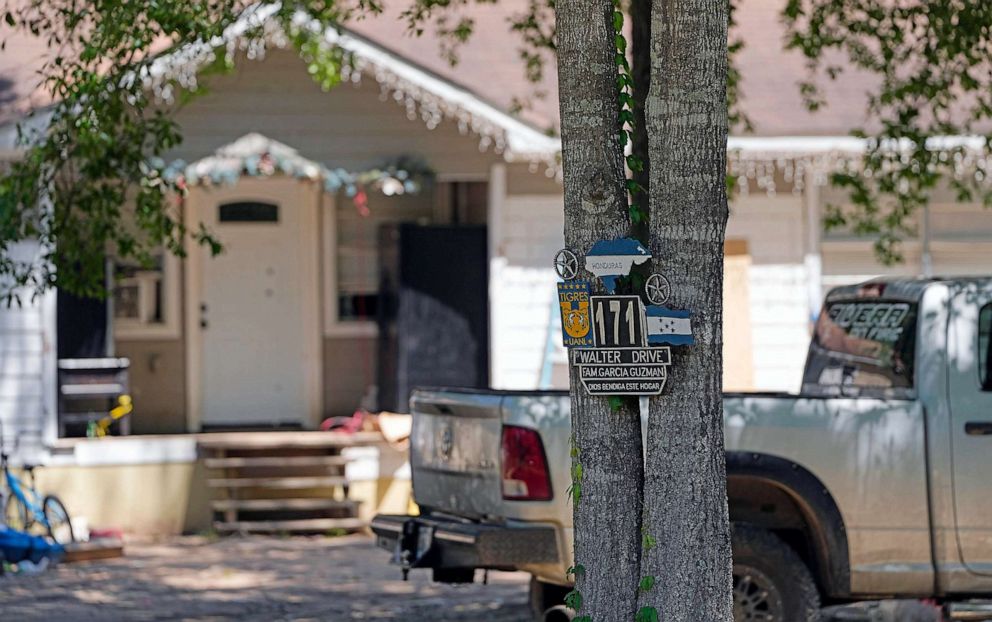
[377,224,489,412]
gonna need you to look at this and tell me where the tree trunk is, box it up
[555,0,644,620]
[639,2,733,621]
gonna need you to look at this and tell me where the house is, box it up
[1,1,992,533]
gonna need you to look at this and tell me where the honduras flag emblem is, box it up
[645,305,694,345]
[584,238,652,293]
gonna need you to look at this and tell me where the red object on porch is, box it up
[320,410,366,434]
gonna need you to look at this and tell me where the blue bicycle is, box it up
[0,421,74,544]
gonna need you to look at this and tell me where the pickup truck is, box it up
[372,277,992,622]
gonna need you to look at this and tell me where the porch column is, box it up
[487,162,507,388]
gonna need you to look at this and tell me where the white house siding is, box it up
[0,241,56,462]
[170,49,505,177]
[490,193,564,389]
[490,190,817,393]
[727,195,811,393]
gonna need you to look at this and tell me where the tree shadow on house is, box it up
[0,75,22,115]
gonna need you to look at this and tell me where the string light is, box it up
[143,11,563,181]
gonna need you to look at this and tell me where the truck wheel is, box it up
[529,577,571,622]
[732,524,820,622]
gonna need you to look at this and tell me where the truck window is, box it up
[802,300,918,398]
[980,304,992,391]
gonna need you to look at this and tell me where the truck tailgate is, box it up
[410,390,504,519]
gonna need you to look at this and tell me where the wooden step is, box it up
[211,498,359,512]
[207,476,348,489]
[214,518,366,533]
[204,455,350,469]
[198,432,381,451]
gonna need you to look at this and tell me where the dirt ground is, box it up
[0,534,532,621]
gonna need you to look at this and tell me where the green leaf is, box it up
[635,606,660,622]
[642,533,657,550]
[626,179,645,194]
[612,11,623,32]
[630,271,645,291]
[639,575,655,591]
[564,589,583,611]
[608,396,623,412]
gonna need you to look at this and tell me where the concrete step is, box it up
[207,476,348,489]
[204,455,350,469]
[211,498,359,512]
[214,518,366,533]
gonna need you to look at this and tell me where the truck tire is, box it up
[529,577,572,622]
[732,524,821,622]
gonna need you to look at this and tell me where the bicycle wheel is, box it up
[42,495,74,544]
[4,493,30,532]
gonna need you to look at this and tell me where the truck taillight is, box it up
[501,425,552,501]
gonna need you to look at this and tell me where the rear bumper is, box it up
[371,514,560,571]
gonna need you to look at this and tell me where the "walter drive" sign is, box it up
[572,347,672,395]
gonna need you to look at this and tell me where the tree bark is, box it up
[639,2,733,621]
[555,0,644,620]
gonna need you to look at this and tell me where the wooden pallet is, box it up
[199,433,368,534]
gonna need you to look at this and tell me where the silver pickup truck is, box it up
[373,278,992,621]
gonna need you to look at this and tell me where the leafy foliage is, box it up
[4,0,992,297]
[563,588,583,611]
[783,1,992,263]
[0,0,388,300]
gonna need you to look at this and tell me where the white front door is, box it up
[189,178,321,428]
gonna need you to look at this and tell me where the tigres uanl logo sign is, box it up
[557,281,595,347]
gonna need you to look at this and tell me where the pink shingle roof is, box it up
[0,0,878,135]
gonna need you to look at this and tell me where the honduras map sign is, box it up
[554,237,694,397]
[584,238,652,293]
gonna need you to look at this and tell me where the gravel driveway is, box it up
[0,535,531,621]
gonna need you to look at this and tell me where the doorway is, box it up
[185,178,322,429]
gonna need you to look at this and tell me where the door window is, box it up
[979,303,992,391]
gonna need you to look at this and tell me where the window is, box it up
[112,252,180,339]
[802,299,918,398]
[219,201,279,223]
[979,304,992,391]
[325,192,433,333]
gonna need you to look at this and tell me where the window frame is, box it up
[113,250,181,340]
[322,192,378,338]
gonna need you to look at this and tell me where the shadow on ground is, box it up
[0,535,531,621]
